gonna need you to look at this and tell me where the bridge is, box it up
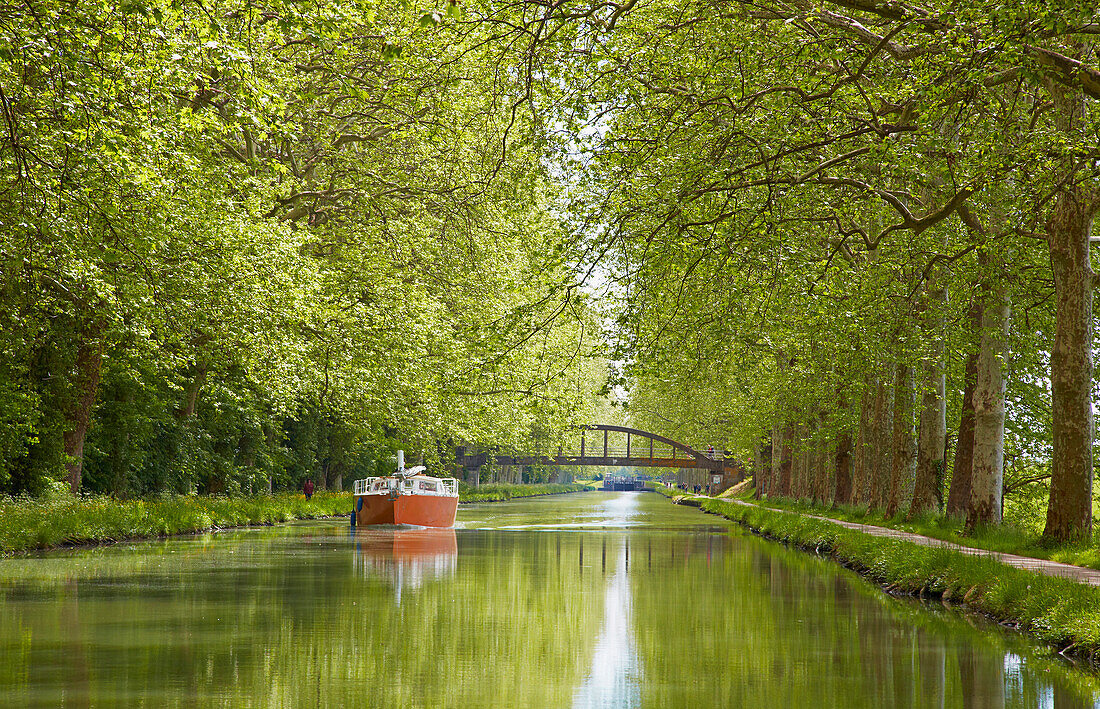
[455,424,744,483]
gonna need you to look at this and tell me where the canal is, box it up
[2,491,1098,707]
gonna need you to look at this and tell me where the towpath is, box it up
[680,492,1100,587]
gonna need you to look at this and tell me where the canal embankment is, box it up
[0,492,355,555]
[1,483,595,555]
[656,485,1100,665]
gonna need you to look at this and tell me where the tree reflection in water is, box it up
[0,493,1098,708]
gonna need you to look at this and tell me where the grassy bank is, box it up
[1,492,354,555]
[0,483,595,555]
[458,482,593,503]
[691,496,1100,663]
[653,483,1100,570]
[730,494,1100,570]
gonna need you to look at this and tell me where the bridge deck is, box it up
[456,424,745,477]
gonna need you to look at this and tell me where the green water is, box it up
[1,492,1098,708]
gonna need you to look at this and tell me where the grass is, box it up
[458,481,593,503]
[0,481,595,555]
[0,491,354,555]
[719,491,1100,570]
[674,493,1100,664]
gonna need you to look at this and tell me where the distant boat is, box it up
[352,451,459,527]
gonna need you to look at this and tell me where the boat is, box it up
[352,451,459,527]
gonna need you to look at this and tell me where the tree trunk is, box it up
[886,364,916,517]
[946,299,982,518]
[754,435,771,499]
[1043,185,1096,542]
[910,288,947,518]
[966,286,1010,528]
[790,425,806,499]
[778,425,793,497]
[869,373,894,510]
[63,323,104,495]
[178,364,207,420]
[770,423,787,498]
[814,435,830,505]
[834,430,853,506]
[855,377,876,505]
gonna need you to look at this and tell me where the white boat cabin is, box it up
[354,476,458,497]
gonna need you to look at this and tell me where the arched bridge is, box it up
[455,425,743,477]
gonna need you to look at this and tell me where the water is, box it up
[1,492,1098,708]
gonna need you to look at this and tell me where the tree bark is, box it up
[966,286,1010,528]
[910,288,947,518]
[791,424,807,499]
[886,363,916,517]
[854,376,876,506]
[869,373,894,510]
[754,435,771,500]
[62,324,105,495]
[778,425,793,497]
[1043,184,1096,542]
[177,364,207,420]
[814,435,830,505]
[769,422,785,497]
[834,430,853,506]
[945,299,982,518]
[832,385,853,506]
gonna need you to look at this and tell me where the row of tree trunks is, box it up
[741,191,1089,539]
[761,200,1092,540]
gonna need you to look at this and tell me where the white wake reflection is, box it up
[572,537,642,708]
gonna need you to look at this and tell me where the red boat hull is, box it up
[355,493,458,528]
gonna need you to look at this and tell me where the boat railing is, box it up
[354,476,459,496]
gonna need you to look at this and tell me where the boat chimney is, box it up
[397,450,405,474]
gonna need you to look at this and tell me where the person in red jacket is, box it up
[303,478,315,500]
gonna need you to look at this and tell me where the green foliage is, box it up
[0,0,606,497]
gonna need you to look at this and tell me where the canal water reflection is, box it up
[1,491,1098,707]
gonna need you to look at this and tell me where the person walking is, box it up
[303,478,315,500]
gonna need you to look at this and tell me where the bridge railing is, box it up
[549,447,722,461]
